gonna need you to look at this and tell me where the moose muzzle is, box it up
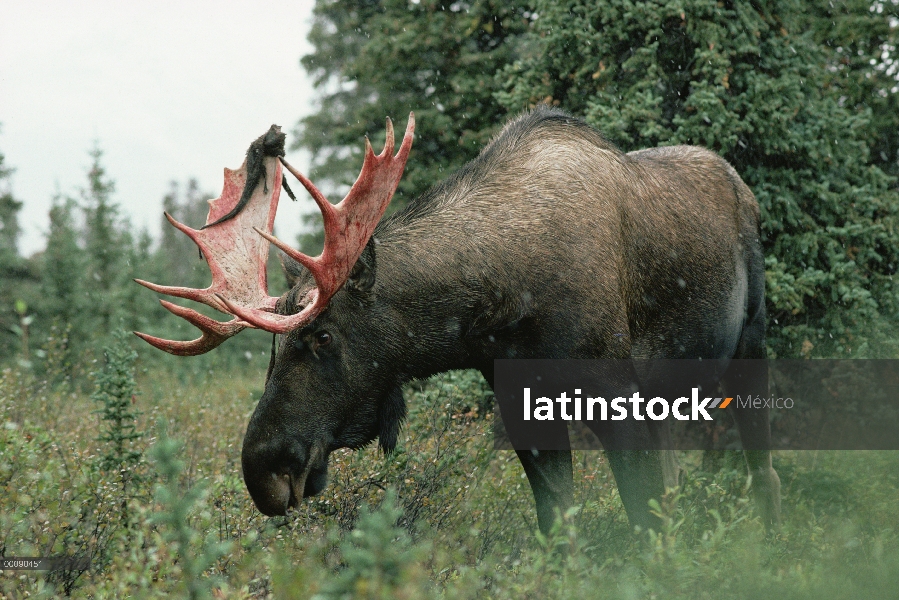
[241,432,329,516]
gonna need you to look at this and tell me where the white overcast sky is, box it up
[0,0,318,257]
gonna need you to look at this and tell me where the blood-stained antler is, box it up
[134,115,415,354]
[133,126,285,355]
[216,114,415,334]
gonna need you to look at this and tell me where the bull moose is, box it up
[135,107,780,534]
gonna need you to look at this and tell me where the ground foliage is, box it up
[1,356,898,598]
[295,0,899,357]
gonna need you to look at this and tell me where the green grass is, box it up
[1,362,898,598]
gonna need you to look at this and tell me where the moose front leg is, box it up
[515,448,575,535]
[481,365,574,534]
[604,450,665,532]
[647,420,683,490]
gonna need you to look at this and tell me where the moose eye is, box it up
[315,331,332,348]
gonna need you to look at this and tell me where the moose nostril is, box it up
[244,471,291,516]
[274,472,294,510]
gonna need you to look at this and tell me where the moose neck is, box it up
[370,206,531,383]
[362,108,632,380]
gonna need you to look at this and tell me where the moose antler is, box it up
[134,115,415,355]
[133,127,285,355]
[218,115,415,333]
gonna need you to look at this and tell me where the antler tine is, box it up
[163,210,200,243]
[134,278,230,313]
[158,299,244,334]
[277,157,338,232]
[382,117,395,157]
[133,300,248,356]
[252,226,318,276]
[216,291,322,335]
[397,112,415,159]
[133,330,234,356]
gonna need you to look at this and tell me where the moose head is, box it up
[135,117,415,515]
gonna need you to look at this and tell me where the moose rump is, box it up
[135,107,779,534]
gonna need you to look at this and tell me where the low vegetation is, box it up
[1,335,897,598]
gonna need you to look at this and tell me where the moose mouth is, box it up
[286,462,329,512]
[250,443,330,517]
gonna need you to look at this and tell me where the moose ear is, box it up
[377,384,407,454]
[348,237,377,293]
[280,237,376,291]
[279,252,307,289]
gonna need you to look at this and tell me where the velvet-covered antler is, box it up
[134,115,415,354]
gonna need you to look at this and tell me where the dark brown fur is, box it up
[242,107,780,533]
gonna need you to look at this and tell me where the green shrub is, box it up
[149,420,232,600]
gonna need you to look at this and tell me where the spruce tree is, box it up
[0,147,22,259]
[494,0,899,357]
[40,195,89,367]
[295,0,532,251]
[0,139,34,363]
[92,330,142,474]
[804,0,899,178]
[81,146,126,335]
